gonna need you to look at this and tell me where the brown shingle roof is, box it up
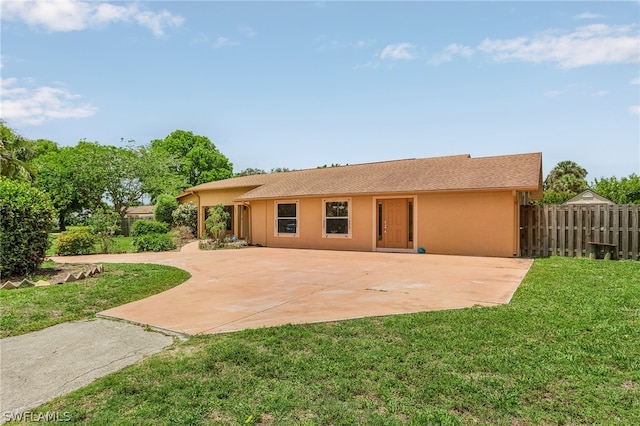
[176,174,279,198]
[183,153,542,200]
[125,205,155,215]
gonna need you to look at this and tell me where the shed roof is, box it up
[180,152,543,200]
[563,189,615,205]
[125,205,155,215]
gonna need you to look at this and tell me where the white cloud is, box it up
[239,25,256,38]
[316,35,373,52]
[355,61,380,70]
[544,90,565,98]
[191,33,210,45]
[629,105,640,116]
[134,9,183,37]
[631,77,640,85]
[575,12,604,20]
[380,43,416,60]
[428,43,473,65]
[591,90,609,97]
[478,24,639,69]
[213,37,240,49]
[0,78,96,125]
[0,0,183,37]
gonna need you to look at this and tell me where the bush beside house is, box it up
[204,204,230,241]
[154,194,178,225]
[172,203,197,236]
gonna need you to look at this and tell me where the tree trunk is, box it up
[58,211,66,232]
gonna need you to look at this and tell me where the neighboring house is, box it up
[177,152,543,257]
[124,205,155,219]
[563,189,615,205]
[122,205,155,236]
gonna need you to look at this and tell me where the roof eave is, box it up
[235,185,544,201]
[176,192,192,199]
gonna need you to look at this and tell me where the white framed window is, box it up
[275,200,299,237]
[323,198,351,238]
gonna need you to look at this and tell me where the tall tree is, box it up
[0,120,36,181]
[150,130,233,188]
[235,167,267,177]
[540,160,588,204]
[33,144,102,231]
[33,137,188,229]
[270,167,292,173]
[34,139,60,157]
[544,161,588,193]
[138,145,186,203]
[98,145,145,219]
[235,167,293,176]
[81,141,182,219]
[592,174,640,204]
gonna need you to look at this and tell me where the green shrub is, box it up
[55,226,96,256]
[130,220,169,237]
[154,194,178,225]
[204,204,230,241]
[132,233,176,252]
[172,203,198,236]
[0,179,54,276]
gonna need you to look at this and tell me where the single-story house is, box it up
[124,205,155,219]
[177,152,543,257]
[563,189,614,205]
[122,205,155,236]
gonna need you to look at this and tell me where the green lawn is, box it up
[47,235,136,256]
[13,257,640,425]
[0,263,190,338]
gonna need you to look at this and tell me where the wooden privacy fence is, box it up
[520,204,640,260]
[120,216,154,237]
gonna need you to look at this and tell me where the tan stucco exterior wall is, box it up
[182,188,520,257]
[249,200,268,245]
[178,193,198,205]
[248,196,374,251]
[179,187,260,238]
[416,191,518,257]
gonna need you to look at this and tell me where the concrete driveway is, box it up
[54,243,533,335]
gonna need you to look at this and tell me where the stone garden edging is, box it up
[1,264,104,290]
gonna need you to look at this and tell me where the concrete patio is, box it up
[54,243,533,335]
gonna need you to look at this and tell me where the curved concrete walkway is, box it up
[53,243,533,336]
[0,319,173,421]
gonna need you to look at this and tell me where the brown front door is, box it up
[378,199,408,249]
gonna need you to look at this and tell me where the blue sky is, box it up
[1,1,639,181]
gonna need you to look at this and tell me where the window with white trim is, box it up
[275,201,298,237]
[323,199,351,238]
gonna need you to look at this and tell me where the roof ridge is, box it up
[274,153,474,174]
